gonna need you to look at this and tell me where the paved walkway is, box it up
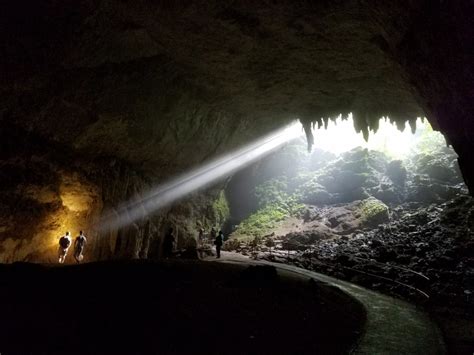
[207,252,446,354]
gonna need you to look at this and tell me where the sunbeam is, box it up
[98,121,304,231]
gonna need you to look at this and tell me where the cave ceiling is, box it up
[1,0,472,185]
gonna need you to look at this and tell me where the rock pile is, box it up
[226,140,473,330]
[279,196,474,311]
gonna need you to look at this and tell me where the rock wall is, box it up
[0,124,230,262]
[395,0,474,193]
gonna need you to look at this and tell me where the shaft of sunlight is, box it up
[98,121,304,231]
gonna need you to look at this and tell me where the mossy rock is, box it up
[358,198,389,227]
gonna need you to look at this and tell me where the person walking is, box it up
[58,231,72,263]
[74,230,87,263]
[214,230,224,258]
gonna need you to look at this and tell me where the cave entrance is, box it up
[223,115,473,351]
[225,116,465,234]
[223,114,474,332]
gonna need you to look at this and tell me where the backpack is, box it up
[60,236,70,249]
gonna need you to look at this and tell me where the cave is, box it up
[0,1,473,354]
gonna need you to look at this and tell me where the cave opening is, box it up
[1,0,473,353]
[225,116,466,231]
[221,116,472,352]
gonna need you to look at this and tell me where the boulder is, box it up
[373,187,400,204]
[406,183,441,203]
[357,198,390,227]
[299,181,333,205]
[386,160,407,186]
[422,163,453,182]
[333,187,370,204]
[320,170,368,194]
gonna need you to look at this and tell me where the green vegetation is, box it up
[211,190,230,226]
[255,178,288,207]
[232,196,305,241]
[237,203,288,237]
[359,198,389,225]
[225,120,459,251]
[412,121,447,156]
[409,123,457,181]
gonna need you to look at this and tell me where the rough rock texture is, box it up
[0,124,229,262]
[280,197,474,354]
[1,1,473,261]
[223,140,472,353]
[394,1,474,192]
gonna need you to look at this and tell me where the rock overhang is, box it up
[1,1,431,172]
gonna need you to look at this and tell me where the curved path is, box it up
[207,252,446,354]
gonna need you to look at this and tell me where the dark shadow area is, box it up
[0,260,366,355]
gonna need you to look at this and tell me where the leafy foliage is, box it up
[212,190,230,225]
[255,178,288,207]
[235,203,288,238]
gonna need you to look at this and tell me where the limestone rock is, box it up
[386,160,407,186]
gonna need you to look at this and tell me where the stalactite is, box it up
[395,119,406,131]
[409,118,417,134]
[362,125,369,142]
[371,117,380,134]
[301,120,314,152]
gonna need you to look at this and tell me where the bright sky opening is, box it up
[312,115,442,158]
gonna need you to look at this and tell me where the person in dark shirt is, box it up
[74,230,87,263]
[214,230,224,258]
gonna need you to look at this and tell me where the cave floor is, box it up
[206,252,446,355]
[0,259,365,355]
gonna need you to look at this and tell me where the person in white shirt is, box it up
[58,231,72,263]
